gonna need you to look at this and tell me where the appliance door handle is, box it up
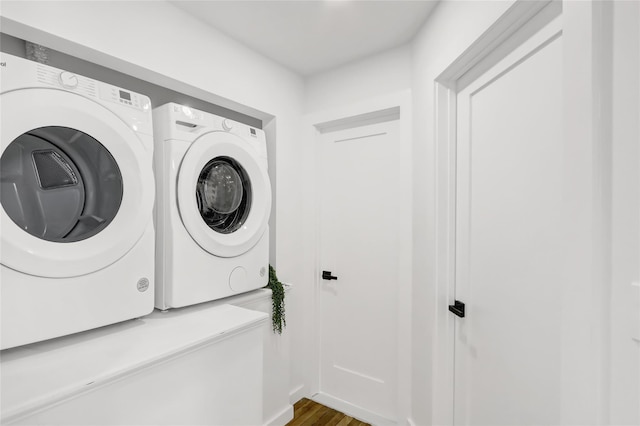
[448,300,465,318]
[322,271,338,281]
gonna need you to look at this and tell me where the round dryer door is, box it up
[0,88,154,278]
[177,131,271,258]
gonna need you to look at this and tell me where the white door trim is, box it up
[433,0,611,424]
[304,90,412,424]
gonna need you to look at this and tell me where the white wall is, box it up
[304,44,412,113]
[0,0,306,407]
[410,1,514,424]
[609,1,640,424]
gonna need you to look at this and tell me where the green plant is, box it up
[266,264,286,334]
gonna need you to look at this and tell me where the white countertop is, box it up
[0,303,267,421]
[203,282,292,308]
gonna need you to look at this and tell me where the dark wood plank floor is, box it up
[286,398,371,426]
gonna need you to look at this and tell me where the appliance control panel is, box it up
[36,65,97,98]
[172,103,205,120]
[98,84,149,111]
[159,103,266,159]
[34,63,150,112]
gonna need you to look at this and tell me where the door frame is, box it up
[432,0,612,424]
[304,90,412,425]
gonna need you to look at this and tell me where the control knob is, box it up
[58,71,79,89]
[222,119,234,131]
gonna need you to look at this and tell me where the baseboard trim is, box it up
[265,404,294,426]
[289,384,306,405]
[311,392,396,426]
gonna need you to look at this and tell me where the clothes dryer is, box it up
[0,53,155,349]
[153,103,271,309]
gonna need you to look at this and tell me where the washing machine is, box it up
[0,53,155,350]
[153,103,271,309]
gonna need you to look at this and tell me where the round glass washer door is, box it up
[0,88,154,278]
[1,127,123,243]
[177,131,271,258]
[197,156,251,234]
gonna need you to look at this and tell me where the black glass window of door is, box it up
[0,127,123,242]
[196,156,252,234]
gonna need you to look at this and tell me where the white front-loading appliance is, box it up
[153,103,271,309]
[0,53,155,350]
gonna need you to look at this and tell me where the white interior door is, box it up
[453,15,565,425]
[318,119,399,422]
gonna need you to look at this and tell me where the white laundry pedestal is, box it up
[0,304,267,425]
[220,284,293,426]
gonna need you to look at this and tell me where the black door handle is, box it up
[322,271,338,280]
[448,300,465,318]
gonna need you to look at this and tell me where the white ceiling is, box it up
[170,1,439,76]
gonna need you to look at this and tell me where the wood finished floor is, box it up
[286,398,371,426]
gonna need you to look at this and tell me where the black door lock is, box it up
[322,271,338,280]
[448,300,465,318]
